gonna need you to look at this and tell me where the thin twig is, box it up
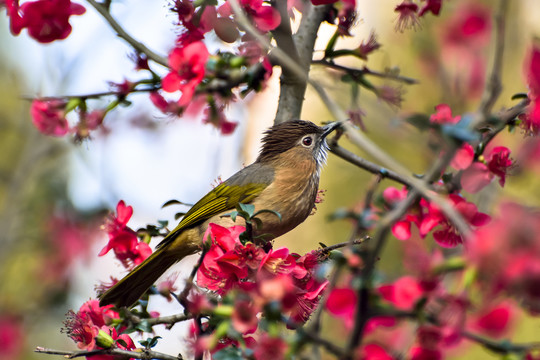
[328,140,415,188]
[312,60,418,85]
[86,0,168,68]
[317,236,369,254]
[35,346,182,360]
[127,311,193,327]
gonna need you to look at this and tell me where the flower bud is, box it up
[95,329,114,349]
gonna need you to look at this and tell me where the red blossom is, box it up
[356,32,381,60]
[378,276,424,310]
[418,0,442,17]
[202,100,238,135]
[98,201,152,269]
[394,1,420,32]
[382,186,421,241]
[326,287,357,329]
[231,299,259,334]
[162,41,209,107]
[218,0,280,32]
[429,103,461,125]
[467,203,540,313]
[252,334,288,360]
[0,316,24,360]
[419,195,490,248]
[451,143,474,170]
[7,0,85,43]
[461,146,514,193]
[469,301,515,338]
[30,99,69,136]
[63,299,134,359]
[359,343,393,360]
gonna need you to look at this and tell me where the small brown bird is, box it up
[99,120,339,307]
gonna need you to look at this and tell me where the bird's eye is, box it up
[302,136,313,147]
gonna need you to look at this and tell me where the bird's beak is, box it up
[321,121,341,138]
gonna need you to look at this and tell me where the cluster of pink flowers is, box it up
[188,223,327,356]
[382,187,490,247]
[468,202,540,314]
[428,103,515,194]
[197,224,327,324]
[326,237,518,359]
[63,299,135,360]
[5,0,85,43]
[30,99,106,139]
[98,201,151,270]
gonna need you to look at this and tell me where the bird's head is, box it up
[256,120,340,168]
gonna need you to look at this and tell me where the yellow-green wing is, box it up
[157,162,274,248]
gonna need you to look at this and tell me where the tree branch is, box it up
[478,0,509,118]
[86,0,168,68]
[312,60,419,85]
[35,346,182,360]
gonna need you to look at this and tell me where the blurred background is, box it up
[1,0,540,359]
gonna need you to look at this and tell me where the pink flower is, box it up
[358,343,393,360]
[196,224,247,294]
[420,195,490,248]
[162,41,209,107]
[467,203,540,314]
[252,334,288,360]
[63,299,134,359]
[7,0,85,43]
[356,32,381,60]
[259,247,295,275]
[451,143,475,170]
[202,100,238,135]
[231,299,259,334]
[429,103,461,125]
[99,201,152,269]
[469,301,515,338]
[461,146,514,193]
[418,0,442,17]
[382,186,421,241]
[149,91,183,115]
[326,287,357,329]
[0,316,24,360]
[218,0,280,32]
[30,99,69,136]
[394,1,420,32]
[378,276,424,310]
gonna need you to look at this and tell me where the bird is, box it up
[99,119,340,307]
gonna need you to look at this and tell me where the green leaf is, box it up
[511,92,528,100]
[65,98,81,113]
[213,347,244,360]
[157,220,168,228]
[238,203,255,217]
[162,199,192,208]
[405,113,431,131]
[252,209,282,222]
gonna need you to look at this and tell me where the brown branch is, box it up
[298,329,347,358]
[312,60,419,85]
[35,346,182,360]
[328,140,416,188]
[86,0,168,68]
[317,236,369,254]
[127,311,193,327]
[273,2,331,123]
[478,0,509,118]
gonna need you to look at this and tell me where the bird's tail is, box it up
[99,232,199,308]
